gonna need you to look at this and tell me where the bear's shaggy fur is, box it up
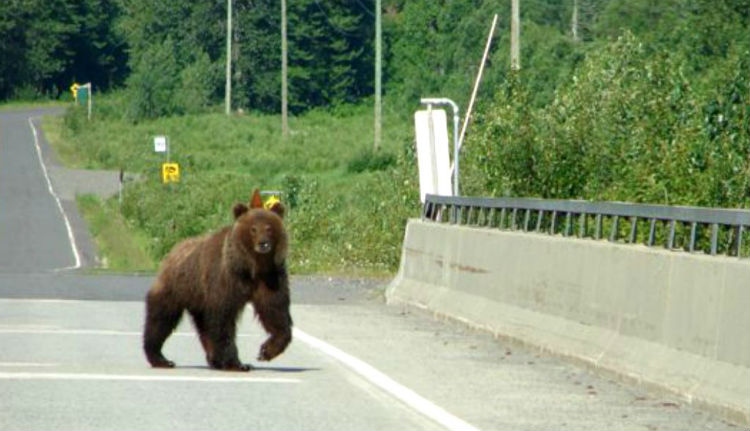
[143,190,292,371]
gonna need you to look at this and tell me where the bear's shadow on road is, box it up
[174,365,320,373]
[252,365,320,373]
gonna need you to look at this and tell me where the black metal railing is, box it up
[423,194,750,258]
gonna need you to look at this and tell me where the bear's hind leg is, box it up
[143,294,183,368]
[189,310,216,366]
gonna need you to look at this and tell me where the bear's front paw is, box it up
[257,344,274,361]
[258,342,285,361]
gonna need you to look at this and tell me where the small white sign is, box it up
[414,109,452,202]
[154,136,167,153]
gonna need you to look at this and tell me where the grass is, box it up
[0,100,67,112]
[76,195,156,273]
[46,97,421,276]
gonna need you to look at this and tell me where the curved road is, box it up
[0,108,77,272]
[0,108,738,430]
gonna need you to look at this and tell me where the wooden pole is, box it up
[281,0,288,137]
[374,0,382,151]
[572,0,579,42]
[458,14,498,150]
[511,0,520,71]
[225,0,232,115]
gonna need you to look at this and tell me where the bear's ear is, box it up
[250,188,263,209]
[233,203,249,219]
[268,201,285,219]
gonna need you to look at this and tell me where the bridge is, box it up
[389,193,750,426]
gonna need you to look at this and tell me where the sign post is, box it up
[70,82,93,120]
[154,135,179,184]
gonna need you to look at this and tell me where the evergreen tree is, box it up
[287,0,374,113]
[0,0,125,100]
[233,0,281,112]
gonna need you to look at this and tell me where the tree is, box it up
[125,37,180,120]
[286,0,374,113]
[0,0,125,100]
[233,0,281,112]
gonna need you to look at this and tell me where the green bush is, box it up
[465,31,750,209]
[56,100,417,274]
[346,149,396,173]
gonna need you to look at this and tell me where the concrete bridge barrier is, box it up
[387,218,750,425]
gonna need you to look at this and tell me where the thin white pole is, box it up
[458,13,498,150]
[511,0,520,70]
[225,0,232,115]
[281,0,288,137]
[86,83,92,120]
[374,0,382,151]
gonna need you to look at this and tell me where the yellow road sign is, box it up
[264,195,281,210]
[161,163,180,183]
[70,83,79,101]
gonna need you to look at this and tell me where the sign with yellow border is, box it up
[161,163,180,183]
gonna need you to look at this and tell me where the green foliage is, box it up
[113,0,375,115]
[77,194,155,272]
[53,99,415,274]
[125,38,180,120]
[12,0,750,275]
[0,0,126,100]
[62,104,87,134]
[347,149,397,173]
[286,0,374,112]
[233,0,281,112]
[466,30,750,209]
[176,51,218,115]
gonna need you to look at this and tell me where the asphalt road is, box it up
[0,108,740,430]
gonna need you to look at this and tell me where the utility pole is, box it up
[571,0,579,42]
[374,0,382,151]
[281,0,288,137]
[511,0,520,71]
[225,0,232,115]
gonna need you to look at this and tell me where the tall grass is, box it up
[52,94,420,275]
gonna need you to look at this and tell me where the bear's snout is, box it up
[255,240,272,254]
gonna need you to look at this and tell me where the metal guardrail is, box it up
[423,194,750,258]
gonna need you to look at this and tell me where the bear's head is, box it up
[231,189,287,268]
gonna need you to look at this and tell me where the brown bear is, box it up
[143,189,292,371]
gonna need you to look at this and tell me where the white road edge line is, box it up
[0,371,299,384]
[0,305,477,429]
[27,115,81,271]
[293,327,481,431]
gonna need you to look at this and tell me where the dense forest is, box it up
[2,1,745,112]
[2,0,749,206]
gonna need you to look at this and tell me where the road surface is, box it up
[0,107,739,430]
